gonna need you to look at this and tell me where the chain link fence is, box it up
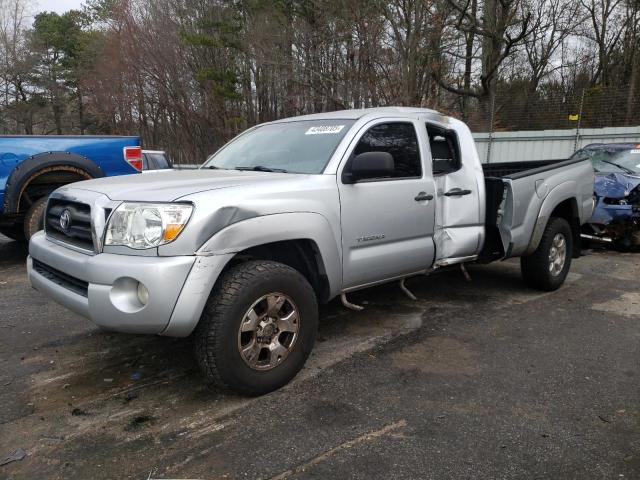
[467,84,640,132]
[459,84,640,163]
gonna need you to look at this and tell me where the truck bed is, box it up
[480,157,594,262]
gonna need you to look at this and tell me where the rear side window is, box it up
[353,122,421,178]
[146,152,171,169]
[427,125,461,174]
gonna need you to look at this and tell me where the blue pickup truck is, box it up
[0,135,142,241]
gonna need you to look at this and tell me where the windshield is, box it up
[202,119,356,174]
[574,147,640,174]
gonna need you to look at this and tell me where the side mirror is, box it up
[344,151,395,183]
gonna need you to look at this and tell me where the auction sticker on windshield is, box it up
[305,125,345,135]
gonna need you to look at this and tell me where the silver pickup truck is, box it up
[27,107,594,395]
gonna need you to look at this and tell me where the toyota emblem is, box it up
[59,209,72,232]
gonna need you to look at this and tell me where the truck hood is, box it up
[594,172,640,199]
[69,169,306,201]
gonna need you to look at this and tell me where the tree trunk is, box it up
[462,0,477,119]
[626,49,638,124]
[78,88,85,134]
[480,0,499,128]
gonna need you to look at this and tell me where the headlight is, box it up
[104,203,193,249]
[603,197,629,206]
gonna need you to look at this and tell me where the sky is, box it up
[35,0,85,14]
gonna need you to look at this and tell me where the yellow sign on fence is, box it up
[568,114,580,121]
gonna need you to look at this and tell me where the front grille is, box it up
[32,259,89,297]
[45,198,94,252]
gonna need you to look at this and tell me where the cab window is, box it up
[353,122,421,179]
[427,125,461,174]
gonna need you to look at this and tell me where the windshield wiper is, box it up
[600,160,636,175]
[234,166,288,173]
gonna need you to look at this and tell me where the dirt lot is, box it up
[1,233,639,480]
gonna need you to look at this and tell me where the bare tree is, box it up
[579,0,627,85]
[441,0,533,120]
[523,0,583,92]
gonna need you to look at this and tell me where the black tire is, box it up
[194,260,318,396]
[0,225,26,242]
[521,217,573,291]
[23,196,48,240]
[613,236,633,252]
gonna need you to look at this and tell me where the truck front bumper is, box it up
[27,232,232,336]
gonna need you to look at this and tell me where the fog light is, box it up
[137,282,149,305]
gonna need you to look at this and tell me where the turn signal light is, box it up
[163,223,186,241]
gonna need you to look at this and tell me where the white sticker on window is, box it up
[305,125,345,135]
[630,149,640,154]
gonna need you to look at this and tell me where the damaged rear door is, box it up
[427,123,485,264]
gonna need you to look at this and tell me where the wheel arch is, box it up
[171,240,331,338]
[197,212,342,301]
[163,213,342,338]
[3,151,104,214]
[525,182,581,257]
[224,239,331,304]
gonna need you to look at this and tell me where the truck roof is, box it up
[271,106,443,123]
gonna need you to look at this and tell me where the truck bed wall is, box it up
[479,177,508,262]
[482,159,565,178]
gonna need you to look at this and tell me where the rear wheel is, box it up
[23,196,48,240]
[194,260,318,396]
[521,217,573,291]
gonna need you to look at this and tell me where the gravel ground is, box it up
[0,233,638,480]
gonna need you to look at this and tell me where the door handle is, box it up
[444,188,472,197]
[414,192,434,201]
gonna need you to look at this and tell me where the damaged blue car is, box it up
[571,143,640,249]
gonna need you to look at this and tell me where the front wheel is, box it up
[23,196,48,240]
[194,260,318,396]
[521,217,573,291]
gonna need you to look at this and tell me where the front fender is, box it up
[162,212,342,337]
[198,212,343,298]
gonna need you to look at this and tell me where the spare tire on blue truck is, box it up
[0,136,142,241]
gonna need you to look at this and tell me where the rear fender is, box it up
[3,151,104,213]
[525,181,579,255]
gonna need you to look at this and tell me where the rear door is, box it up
[338,119,437,289]
[426,122,484,263]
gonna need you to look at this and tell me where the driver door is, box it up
[338,120,437,289]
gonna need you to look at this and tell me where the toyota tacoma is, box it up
[27,107,595,395]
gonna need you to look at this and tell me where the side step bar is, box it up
[581,233,613,243]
